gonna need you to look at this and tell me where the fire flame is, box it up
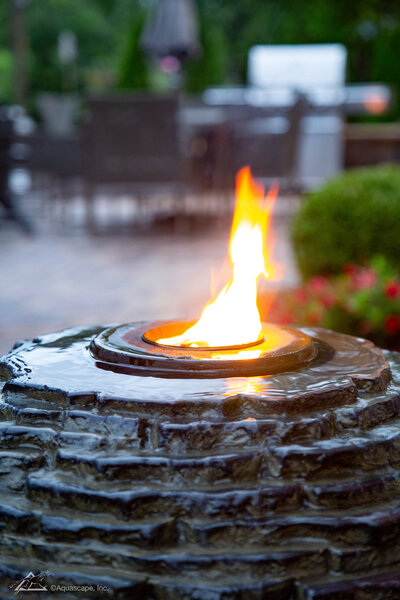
[157,167,280,348]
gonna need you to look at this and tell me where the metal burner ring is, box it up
[90,320,317,379]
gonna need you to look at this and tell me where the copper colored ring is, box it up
[90,320,317,379]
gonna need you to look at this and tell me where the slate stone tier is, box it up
[0,326,399,599]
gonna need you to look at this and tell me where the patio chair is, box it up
[83,94,186,231]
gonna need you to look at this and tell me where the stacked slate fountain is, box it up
[0,324,400,599]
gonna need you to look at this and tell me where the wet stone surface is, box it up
[0,325,399,599]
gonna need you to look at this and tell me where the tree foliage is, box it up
[116,10,148,91]
[0,0,399,113]
[27,0,114,94]
[185,2,228,93]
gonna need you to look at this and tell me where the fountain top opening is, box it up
[90,320,316,379]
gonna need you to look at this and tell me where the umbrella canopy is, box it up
[140,0,201,60]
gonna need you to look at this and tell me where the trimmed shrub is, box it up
[292,165,400,279]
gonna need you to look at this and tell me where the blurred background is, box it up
[1,0,400,353]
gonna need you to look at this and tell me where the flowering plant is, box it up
[268,256,400,350]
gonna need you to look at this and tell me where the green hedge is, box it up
[292,165,400,279]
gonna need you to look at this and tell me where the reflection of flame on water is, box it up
[223,376,270,397]
[157,167,281,348]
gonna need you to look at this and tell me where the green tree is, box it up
[186,3,228,93]
[1,0,399,116]
[116,11,148,91]
[26,0,115,98]
[0,49,13,104]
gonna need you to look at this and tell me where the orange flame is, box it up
[158,167,280,348]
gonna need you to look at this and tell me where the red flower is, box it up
[343,264,357,277]
[385,315,400,335]
[295,288,308,304]
[309,277,327,293]
[353,268,376,290]
[321,294,336,309]
[385,280,400,299]
[308,311,321,325]
[279,312,294,324]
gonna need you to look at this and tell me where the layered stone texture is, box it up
[0,325,399,599]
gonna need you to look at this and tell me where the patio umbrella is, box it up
[140,0,201,60]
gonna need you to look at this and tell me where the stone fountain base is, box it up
[0,325,400,599]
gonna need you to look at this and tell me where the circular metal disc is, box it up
[90,320,316,378]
